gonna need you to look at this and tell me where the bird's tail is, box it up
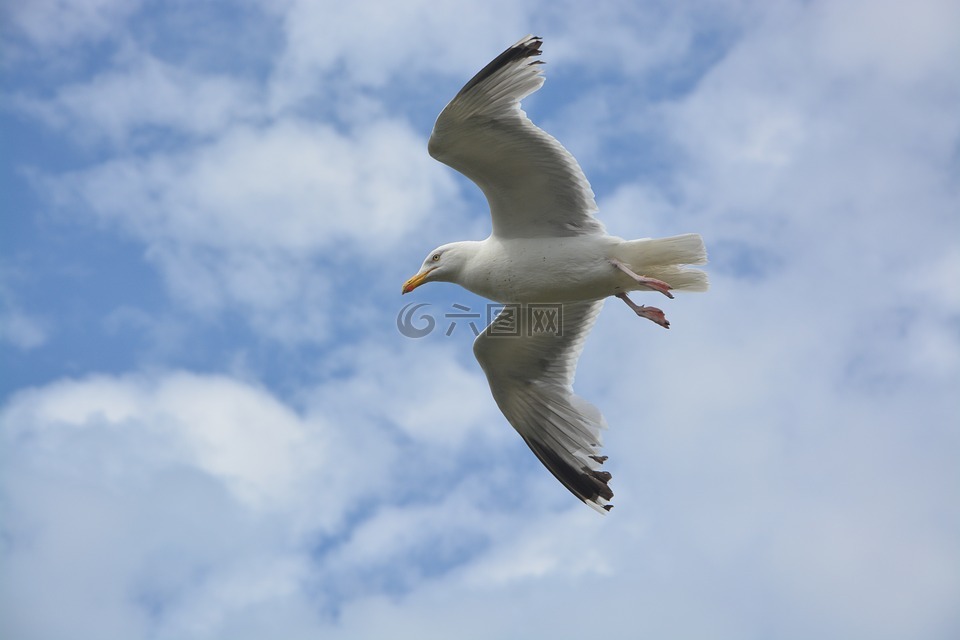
[613,233,709,292]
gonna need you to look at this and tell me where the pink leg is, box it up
[617,293,670,329]
[610,259,674,299]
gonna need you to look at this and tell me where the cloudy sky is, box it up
[2,0,959,638]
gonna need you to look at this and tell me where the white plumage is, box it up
[402,35,708,512]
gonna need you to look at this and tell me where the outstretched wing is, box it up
[429,35,605,240]
[473,300,613,512]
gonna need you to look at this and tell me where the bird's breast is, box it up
[461,236,619,303]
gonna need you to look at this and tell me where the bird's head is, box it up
[402,242,474,294]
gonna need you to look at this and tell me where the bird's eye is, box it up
[431,253,441,262]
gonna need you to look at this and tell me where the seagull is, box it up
[402,35,708,512]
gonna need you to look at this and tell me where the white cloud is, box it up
[3,0,139,51]
[0,373,308,640]
[0,357,593,640]
[0,276,48,349]
[0,371,355,639]
[0,308,47,349]
[36,117,460,342]
[267,0,531,111]
[810,0,960,84]
[46,118,448,252]
[1,373,326,509]
[309,340,501,449]
[14,52,260,146]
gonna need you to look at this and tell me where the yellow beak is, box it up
[402,268,435,294]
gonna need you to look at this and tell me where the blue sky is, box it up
[2,1,959,638]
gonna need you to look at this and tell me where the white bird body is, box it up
[402,36,708,512]
[447,233,706,303]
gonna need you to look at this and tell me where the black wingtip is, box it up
[522,436,614,511]
[455,35,545,98]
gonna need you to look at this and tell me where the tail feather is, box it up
[613,233,709,292]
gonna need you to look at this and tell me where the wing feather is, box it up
[429,36,605,239]
[473,301,613,512]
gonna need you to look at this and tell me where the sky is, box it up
[2,0,959,638]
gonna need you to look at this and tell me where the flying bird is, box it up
[402,35,708,512]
